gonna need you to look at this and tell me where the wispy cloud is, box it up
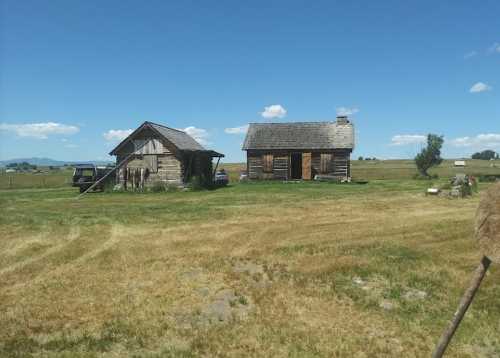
[103,129,133,142]
[390,134,426,146]
[0,122,79,139]
[469,82,492,93]
[451,134,500,148]
[224,125,249,135]
[180,126,210,145]
[336,107,359,116]
[487,42,500,54]
[260,104,287,119]
[64,143,78,149]
[464,51,477,59]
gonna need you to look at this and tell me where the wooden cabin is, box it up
[109,121,224,188]
[242,116,355,181]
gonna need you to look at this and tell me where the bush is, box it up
[478,175,499,183]
[413,173,438,180]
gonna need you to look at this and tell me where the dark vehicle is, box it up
[214,169,229,186]
[72,164,115,193]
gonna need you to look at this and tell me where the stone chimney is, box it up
[336,115,349,124]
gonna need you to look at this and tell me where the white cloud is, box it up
[470,82,492,93]
[224,125,249,135]
[181,126,210,145]
[64,143,78,149]
[0,122,79,139]
[390,134,426,146]
[464,51,477,59]
[487,42,500,54]
[451,134,500,148]
[103,129,133,142]
[260,104,287,119]
[336,107,359,116]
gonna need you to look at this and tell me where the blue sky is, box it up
[1,0,499,162]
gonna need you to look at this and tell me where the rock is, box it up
[113,184,124,191]
[450,186,462,198]
[199,289,252,324]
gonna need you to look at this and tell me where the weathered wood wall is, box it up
[247,149,351,180]
[115,128,184,187]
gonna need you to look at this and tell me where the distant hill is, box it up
[0,157,113,167]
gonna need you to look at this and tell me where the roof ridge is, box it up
[145,121,186,133]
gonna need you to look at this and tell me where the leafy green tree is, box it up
[471,150,498,160]
[415,134,444,177]
[358,156,363,161]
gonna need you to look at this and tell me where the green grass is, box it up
[0,178,499,357]
[2,159,499,190]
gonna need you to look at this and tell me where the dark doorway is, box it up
[290,153,302,179]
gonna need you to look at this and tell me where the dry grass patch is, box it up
[0,181,499,357]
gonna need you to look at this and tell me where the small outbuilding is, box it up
[242,116,355,181]
[109,121,224,188]
[454,160,466,167]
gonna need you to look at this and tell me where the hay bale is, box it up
[475,182,500,263]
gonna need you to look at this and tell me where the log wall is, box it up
[247,149,351,181]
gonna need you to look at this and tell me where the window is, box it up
[262,154,273,173]
[320,153,332,174]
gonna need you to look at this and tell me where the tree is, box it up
[471,150,498,160]
[358,156,364,161]
[415,134,444,177]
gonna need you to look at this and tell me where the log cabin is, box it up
[109,121,224,188]
[242,116,355,181]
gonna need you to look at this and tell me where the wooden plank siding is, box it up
[247,149,351,181]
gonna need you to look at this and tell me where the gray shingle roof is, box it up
[109,121,224,157]
[148,122,206,151]
[242,121,354,150]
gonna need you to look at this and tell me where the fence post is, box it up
[9,176,13,189]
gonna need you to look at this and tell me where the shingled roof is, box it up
[109,121,223,156]
[242,120,354,150]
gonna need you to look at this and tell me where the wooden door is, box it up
[302,152,311,180]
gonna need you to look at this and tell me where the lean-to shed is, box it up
[109,121,224,188]
[242,116,355,180]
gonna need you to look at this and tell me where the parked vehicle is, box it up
[214,169,229,186]
[72,164,115,193]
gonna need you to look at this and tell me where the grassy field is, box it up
[1,178,499,357]
[1,159,499,190]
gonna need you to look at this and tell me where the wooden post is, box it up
[432,256,491,358]
[77,139,151,199]
[302,152,311,180]
[213,156,221,177]
[9,176,13,189]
